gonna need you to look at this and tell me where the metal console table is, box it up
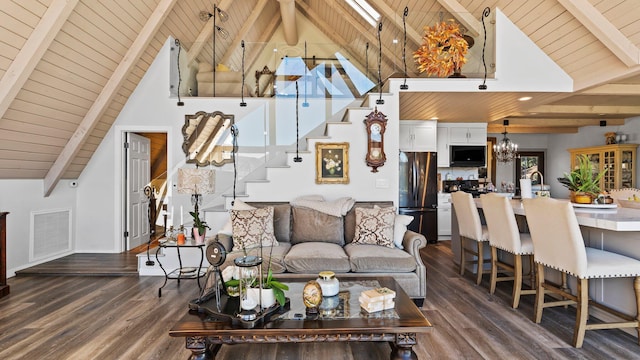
[156,239,206,297]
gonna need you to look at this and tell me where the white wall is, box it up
[0,180,77,275]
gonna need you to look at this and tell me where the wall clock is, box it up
[364,108,388,172]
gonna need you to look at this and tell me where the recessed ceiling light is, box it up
[518,96,532,101]
[392,39,398,44]
[430,117,438,120]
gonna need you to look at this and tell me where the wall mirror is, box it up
[182,111,234,167]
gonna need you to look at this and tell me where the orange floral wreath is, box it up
[413,21,469,77]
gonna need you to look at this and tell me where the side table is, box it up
[156,239,206,297]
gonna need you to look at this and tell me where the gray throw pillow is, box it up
[290,207,344,245]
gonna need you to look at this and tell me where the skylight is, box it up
[344,0,380,27]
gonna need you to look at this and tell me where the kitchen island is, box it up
[451,198,640,337]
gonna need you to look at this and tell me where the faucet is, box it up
[531,171,544,189]
[531,171,550,197]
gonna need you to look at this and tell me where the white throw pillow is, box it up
[218,199,256,235]
[394,214,414,249]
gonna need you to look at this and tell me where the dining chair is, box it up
[451,191,490,285]
[480,193,535,308]
[523,197,640,348]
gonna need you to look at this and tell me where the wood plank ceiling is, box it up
[0,0,639,190]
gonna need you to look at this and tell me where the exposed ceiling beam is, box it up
[487,126,578,134]
[491,118,626,127]
[43,0,178,196]
[526,105,640,116]
[557,0,640,67]
[186,0,234,66]
[368,0,422,46]
[315,0,410,75]
[220,0,270,66]
[580,84,640,96]
[435,0,480,37]
[0,0,79,120]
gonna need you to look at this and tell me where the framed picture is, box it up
[316,142,349,184]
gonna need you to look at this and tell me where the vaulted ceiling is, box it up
[1,0,639,194]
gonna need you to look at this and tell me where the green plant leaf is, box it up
[224,279,240,287]
[268,280,289,291]
[272,287,286,306]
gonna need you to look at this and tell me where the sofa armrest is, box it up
[402,230,426,256]
[402,230,427,300]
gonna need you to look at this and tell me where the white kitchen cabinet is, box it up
[436,126,450,167]
[447,125,487,145]
[399,121,437,152]
[437,193,452,239]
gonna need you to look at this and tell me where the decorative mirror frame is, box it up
[364,108,387,172]
[182,111,234,167]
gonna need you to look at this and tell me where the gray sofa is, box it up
[211,201,427,305]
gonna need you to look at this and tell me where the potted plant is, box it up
[189,210,210,243]
[224,247,289,308]
[557,154,607,203]
[413,20,469,77]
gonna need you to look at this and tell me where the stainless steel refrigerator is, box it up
[399,151,438,243]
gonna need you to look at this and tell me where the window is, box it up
[344,0,380,27]
[516,151,545,185]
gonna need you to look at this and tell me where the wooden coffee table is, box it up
[169,276,432,360]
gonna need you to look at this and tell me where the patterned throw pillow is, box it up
[352,206,395,248]
[231,207,278,251]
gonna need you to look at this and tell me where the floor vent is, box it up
[30,208,72,262]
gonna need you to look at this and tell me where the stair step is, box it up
[245,179,269,183]
[327,121,352,125]
[222,193,249,198]
[285,150,311,154]
[266,165,291,169]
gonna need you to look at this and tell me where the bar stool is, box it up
[523,197,640,348]
[480,193,535,308]
[451,191,490,285]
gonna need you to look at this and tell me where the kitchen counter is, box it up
[474,198,640,232]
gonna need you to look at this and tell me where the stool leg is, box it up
[512,254,523,309]
[534,263,545,323]
[528,255,535,289]
[459,237,466,276]
[476,241,484,285]
[490,246,498,294]
[573,278,589,348]
[634,276,640,345]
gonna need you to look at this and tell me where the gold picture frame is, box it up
[316,142,349,184]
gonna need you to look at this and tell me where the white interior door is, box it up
[126,133,151,250]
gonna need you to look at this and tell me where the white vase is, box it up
[247,288,276,309]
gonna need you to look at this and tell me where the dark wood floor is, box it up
[2,241,639,359]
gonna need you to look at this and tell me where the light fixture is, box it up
[493,119,518,163]
[518,96,532,101]
[200,4,229,97]
[177,168,216,225]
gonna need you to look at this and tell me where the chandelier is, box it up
[493,120,518,163]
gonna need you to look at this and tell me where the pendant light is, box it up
[493,119,518,163]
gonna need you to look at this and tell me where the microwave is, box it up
[450,145,486,167]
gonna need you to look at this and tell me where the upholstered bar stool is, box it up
[523,197,640,348]
[451,191,490,285]
[480,193,535,308]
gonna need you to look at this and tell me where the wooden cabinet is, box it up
[399,121,437,152]
[568,144,637,191]
[447,125,487,145]
[1,212,8,298]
